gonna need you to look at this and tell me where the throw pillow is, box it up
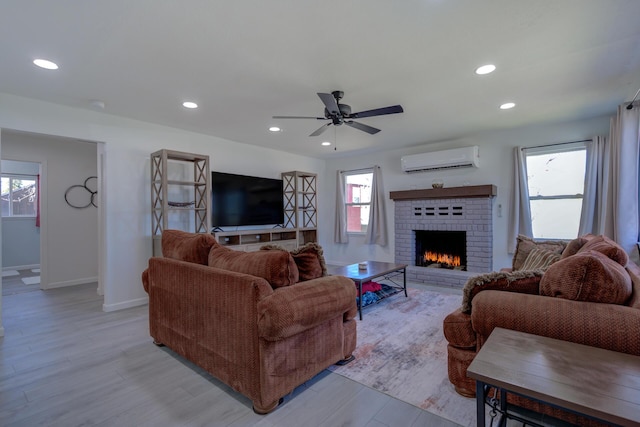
[261,242,328,282]
[560,236,590,259]
[161,229,219,265]
[519,247,561,271]
[290,242,327,281]
[575,235,629,267]
[512,235,566,271]
[461,270,544,313]
[208,245,299,288]
[540,250,632,305]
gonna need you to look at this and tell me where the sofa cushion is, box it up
[519,248,561,271]
[208,245,299,288]
[540,250,632,305]
[512,235,566,271]
[162,229,219,265]
[576,235,628,267]
[261,242,327,282]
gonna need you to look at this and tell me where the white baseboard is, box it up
[3,264,40,271]
[102,296,148,312]
[45,276,99,289]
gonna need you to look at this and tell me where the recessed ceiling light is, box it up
[321,141,331,146]
[475,64,496,75]
[33,58,58,70]
[500,102,516,110]
[182,101,198,109]
[269,126,281,132]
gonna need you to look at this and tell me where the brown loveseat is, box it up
[142,230,357,414]
[443,234,640,425]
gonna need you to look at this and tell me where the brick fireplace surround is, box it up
[390,185,497,289]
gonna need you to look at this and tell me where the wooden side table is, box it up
[467,327,640,427]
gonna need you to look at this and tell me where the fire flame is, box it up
[423,251,461,267]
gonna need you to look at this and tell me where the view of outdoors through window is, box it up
[525,148,586,239]
[344,171,373,233]
[1,175,38,217]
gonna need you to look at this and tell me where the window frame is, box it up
[1,173,38,218]
[523,141,588,240]
[342,169,374,235]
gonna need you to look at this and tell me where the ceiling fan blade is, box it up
[310,123,332,137]
[317,93,340,116]
[272,115,326,120]
[345,121,381,135]
[351,105,404,119]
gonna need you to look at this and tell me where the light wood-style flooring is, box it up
[2,268,40,296]
[0,282,463,427]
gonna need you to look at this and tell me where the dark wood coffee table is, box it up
[467,327,640,427]
[330,261,407,320]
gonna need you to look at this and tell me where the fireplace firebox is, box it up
[415,230,466,270]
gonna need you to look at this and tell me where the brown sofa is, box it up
[142,230,357,414]
[444,234,640,425]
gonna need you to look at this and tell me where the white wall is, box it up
[321,115,612,270]
[0,91,614,323]
[2,133,98,287]
[0,93,326,314]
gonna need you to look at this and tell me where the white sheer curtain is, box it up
[606,103,640,254]
[578,136,609,235]
[334,170,348,243]
[507,147,533,253]
[364,165,387,245]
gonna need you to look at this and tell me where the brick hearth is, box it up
[390,185,496,288]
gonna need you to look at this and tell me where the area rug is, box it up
[21,276,40,285]
[328,286,476,426]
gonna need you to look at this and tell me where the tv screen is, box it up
[211,172,284,228]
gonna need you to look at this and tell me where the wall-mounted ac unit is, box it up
[401,146,479,173]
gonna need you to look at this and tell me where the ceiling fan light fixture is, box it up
[500,102,516,110]
[33,58,58,70]
[321,141,331,146]
[182,101,198,109]
[269,126,281,132]
[274,91,403,137]
[475,64,496,75]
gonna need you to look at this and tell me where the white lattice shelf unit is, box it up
[151,149,211,256]
[281,170,317,244]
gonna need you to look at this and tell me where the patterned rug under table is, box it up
[329,286,476,427]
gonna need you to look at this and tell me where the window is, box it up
[343,170,373,233]
[525,144,587,239]
[1,175,38,217]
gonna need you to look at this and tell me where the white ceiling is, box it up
[2,1,640,158]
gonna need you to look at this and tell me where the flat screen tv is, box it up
[211,171,284,228]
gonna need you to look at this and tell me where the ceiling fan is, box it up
[273,91,404,137]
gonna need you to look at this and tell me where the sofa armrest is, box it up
[461,270,542,313]
[471,290,640,356]
[146,257,274,361]
[141,268,150,293]
[257,275,357,341]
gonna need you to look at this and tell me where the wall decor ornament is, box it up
[65,176,98,208]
